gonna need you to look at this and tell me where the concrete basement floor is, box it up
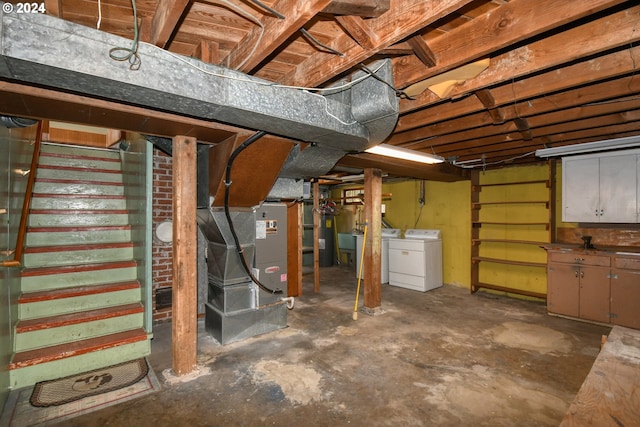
[62,266,610,427]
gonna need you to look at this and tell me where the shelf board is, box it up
[471,281,547,299]
[473,221,550,230]
[472,239,550,246]
[472,201,549,209]
[472,256,547,268]
[473,179,550,191]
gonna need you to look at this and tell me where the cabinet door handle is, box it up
[595,209,599,216]
[574,270,579,278]
[600,209,604,216]
[580,270,584,278]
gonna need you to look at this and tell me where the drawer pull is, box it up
[401,251,409,256]
[574,257,585,262]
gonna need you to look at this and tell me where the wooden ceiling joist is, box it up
[400,3,640,114]
[396,45,640,134]
[223,0,332,72]
[282,0,474,88]
[406,35,437,68]
[474,89,505,124]
[335,15,378,50]
[322,0,390,18]
[147,0,191,47]
[393,0,626,89]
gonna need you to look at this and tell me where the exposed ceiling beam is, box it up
[396,76,640,150]
[322,0,390,18]
[147,0,191,47]
[399,3,640,113]
[281,0,474,87]
[474,89,505,124]
[396,44,640,132]
[223,0,332,72]
[393,0,625,89]
[335,15,378,50]
[439,110,640,159]
[406,35,437,68]
[0,81,243,143]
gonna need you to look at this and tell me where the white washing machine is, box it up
[356,228,401,284]
[388,229,442,292]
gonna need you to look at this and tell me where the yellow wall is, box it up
[334,179,471,288]
[332,163,554,295]
[474,163,551,296]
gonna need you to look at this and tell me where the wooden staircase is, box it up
[9,143,151,389]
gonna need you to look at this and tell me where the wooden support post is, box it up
[287,201,303,297]
[171,135,197,376]
[313,181,320,292]
[363,168,382,309]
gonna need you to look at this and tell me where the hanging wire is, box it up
[247,0,285,19]
[300,28,345,57]
[109,0,141,70]
[358,63,415,99]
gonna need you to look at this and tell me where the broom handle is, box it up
[353,221,368,313]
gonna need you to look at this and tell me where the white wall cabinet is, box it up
[562,149,639,223]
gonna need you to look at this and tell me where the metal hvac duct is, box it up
[0,9,399,162]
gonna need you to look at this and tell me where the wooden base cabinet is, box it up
[611,257,640,329]
[546,248,640,329]
[547,252,610,323]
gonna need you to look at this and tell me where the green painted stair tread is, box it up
[40,143,120,159]
[38,152,121,170]
[36,167,124,183]
[25,225,132,246]
[31,193,127,210]
[23,244,135,268]
[28,209,131,227]
[24,242,134,253]
[9,338,151,389]
[18,281,142,320]
[9,328,149,369]
[19,281,140,303]
[33,179,125,195]
[14,312,144,352]
[20,264,138,292]
[16,302,144,333]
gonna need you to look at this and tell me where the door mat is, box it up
[1,359,161,427]
[30,358,148,407]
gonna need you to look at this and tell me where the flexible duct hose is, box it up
[224,131,283,295]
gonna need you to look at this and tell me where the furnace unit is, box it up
[197,206,288,345]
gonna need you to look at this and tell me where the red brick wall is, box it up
[152,149,173,322]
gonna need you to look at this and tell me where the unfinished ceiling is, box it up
[2,0,639,180]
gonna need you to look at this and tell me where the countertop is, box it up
[541,243,640,255]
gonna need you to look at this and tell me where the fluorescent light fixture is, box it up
[535,135,640,158]
[365,144,444,164]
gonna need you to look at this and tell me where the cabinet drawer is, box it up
[548,251,610,267]
[614,256,640,270]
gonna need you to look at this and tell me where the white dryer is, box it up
[356,228,400,284]
[388,229,442,292]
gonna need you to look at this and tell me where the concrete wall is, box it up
[0,124,38,413]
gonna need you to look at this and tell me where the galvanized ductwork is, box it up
[0,8,401,344]
[0,9,399,169]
